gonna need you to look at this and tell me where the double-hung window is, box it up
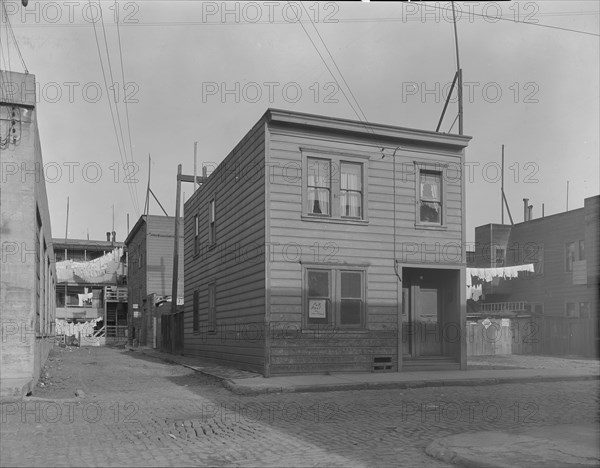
[565,242,575,272]
[340,163,362,218]
[418,170,443,225]
[208,199,216,245]
[307,158,331,215]
[207,282,216,333]
[303,150,368,222]
[305,267,366,329]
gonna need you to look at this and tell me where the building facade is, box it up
[1,71,56,398]
[125,215,183,348]
[53,236,127,344]
[183,109,471,375]
[471,196,599,357]
[473,195,599,317]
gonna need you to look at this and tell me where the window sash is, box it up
[305,268,364,328]
[193,290,199,332]
[566,242,575,271]
[417,169,443,225]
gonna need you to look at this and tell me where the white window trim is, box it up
[301,149,369,225]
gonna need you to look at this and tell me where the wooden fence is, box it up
[161,312,184,355]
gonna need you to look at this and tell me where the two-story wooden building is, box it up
[125,215,183,348]
[183,109,471,375]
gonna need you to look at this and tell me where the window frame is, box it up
[207,282,216,334]
[565,302,577,318]
[565,241,575,272]
[208,198,216,247]
[194,214,200,256]
[303,265,367,330]
[301,148,369,224]
[415,163,447,229]
[579,240,585,261]
[192,290,200,333]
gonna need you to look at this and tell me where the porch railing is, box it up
[478,302,529,313]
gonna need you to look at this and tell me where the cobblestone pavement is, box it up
[1,346,598,467]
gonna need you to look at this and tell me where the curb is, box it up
[425,438,514,468]
[126,348,600,395]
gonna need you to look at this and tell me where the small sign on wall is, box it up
[133,311,140,318]
[133,304,139,310]
[501,318,510,327]
[309,299,326,318]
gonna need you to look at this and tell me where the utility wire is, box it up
[292,2,372,131]
[89,0,140,217]
[299,2,370,125]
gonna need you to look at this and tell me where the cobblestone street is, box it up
[1,346,599,467]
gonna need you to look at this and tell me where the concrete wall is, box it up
[1,71,56,399]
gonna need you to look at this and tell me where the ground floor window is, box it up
[305,267,366,329]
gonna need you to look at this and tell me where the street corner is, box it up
[425,424,600,468]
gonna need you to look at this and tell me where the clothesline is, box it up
[466,264,535,286]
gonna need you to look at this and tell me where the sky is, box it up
[1,0,599,244]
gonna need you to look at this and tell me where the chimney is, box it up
[523,198,529,221]
[106,231,111,242]
[528,205,533,221]
[112,231,116,243]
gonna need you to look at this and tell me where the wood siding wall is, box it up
[491,209,596,317]
[265,124,466,374]
[146,216,184,297]
[183,121,266,372]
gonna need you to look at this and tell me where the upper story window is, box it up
[307,158,331,215]
[579,240,585,260]
[194,214,200,255]
[208,199,216,245]
[303,150,369,223]
[418,170,442,225]
[340,162,362,218]
[565,241,575,272]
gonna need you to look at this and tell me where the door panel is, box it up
[416,287,441,356]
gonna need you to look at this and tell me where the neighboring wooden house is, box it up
[1,71,56,398]
[472,195,599,356]
[125,215,183,349]
[183,109,471,375]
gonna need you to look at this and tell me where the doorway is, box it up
[402,268,460,362]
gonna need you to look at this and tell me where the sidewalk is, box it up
[426,423,600,468]
[126,346,600,395]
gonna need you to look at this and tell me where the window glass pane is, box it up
[341,272,361,298]
[566,242,575,270]
[210,200,215,222]
[308,187,330,215]
[579,240,585,260]
[308,158,331,188]
[340,299,361,325]
[420,171,441,201]
[341,163,362,190]
[566,302,576,317]
[420,201,441,223]
[340,191,361,218]
[308,271,329,297]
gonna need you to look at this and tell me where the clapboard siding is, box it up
[264,116,467,374]
[490,207,598,317]
[183,118,266,372]
[146,216,184,296]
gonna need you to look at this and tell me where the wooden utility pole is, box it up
[171,164,182,315]
[501,145,504,224]
[451,1,463,135]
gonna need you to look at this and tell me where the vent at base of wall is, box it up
[373,356,393,372]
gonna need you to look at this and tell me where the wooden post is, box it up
[501,144,504,224]
[171,164,182,316]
